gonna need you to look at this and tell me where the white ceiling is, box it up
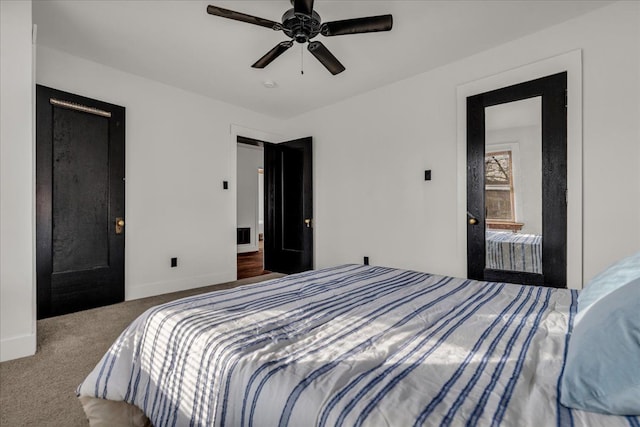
[33,0,612,119]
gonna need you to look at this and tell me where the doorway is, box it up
[36,85,125,319]
[237,140,267,279]
[236,135,313,277]
[467,72,567,288]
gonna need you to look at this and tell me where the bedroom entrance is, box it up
[236,140,267,279]
[467,72,567,288]
[236,136,313,277]
[35,85,125,319]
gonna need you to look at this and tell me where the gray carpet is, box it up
[0,273,284,427]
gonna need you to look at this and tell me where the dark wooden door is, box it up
[264,137,313,274]
[36,85,125,319]
[467,72,567,288]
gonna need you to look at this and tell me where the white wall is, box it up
[3,1,638,363]
[0,0,36,361]
[237,143,263,253]
[284,1,640,286]
[36,46,284,300]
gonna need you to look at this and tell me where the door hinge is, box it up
[565,89,568,108]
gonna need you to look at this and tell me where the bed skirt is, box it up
[79,396,151,427]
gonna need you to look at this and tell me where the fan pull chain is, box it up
[301,44,304,75]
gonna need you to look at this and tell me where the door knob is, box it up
[115,217,125,234]
[304,218,312,228]
[469,218,478,225]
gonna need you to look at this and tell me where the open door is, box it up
[264,137,313,274]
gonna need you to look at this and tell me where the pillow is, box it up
[560,276,640,415]
[576,251,640,325]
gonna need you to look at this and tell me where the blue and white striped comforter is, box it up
[78,265,638,426]
[486,231,542,274]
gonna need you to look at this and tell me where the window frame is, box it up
[485,150,516,222]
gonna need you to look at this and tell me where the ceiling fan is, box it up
[206,0,393,75]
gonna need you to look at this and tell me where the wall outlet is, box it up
[364,256,369,266]
[171,257,177,267]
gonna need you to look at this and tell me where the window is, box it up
[485,151,515,221]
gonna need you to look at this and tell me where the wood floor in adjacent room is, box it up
[237,240,270,280]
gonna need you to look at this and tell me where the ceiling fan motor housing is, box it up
[282,8,322,43]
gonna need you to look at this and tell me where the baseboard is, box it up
[125,271,235,301]
[0,333,36,362]
[237,244,258,254]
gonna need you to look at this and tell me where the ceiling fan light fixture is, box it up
[207,1,393,75]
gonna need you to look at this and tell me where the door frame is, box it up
[230,125,283,281]
[456,50,583,289]
[235,135,314,275]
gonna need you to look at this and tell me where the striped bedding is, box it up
[486,231,542,274]
[77,265,639,426]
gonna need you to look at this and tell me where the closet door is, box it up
[36,85,126,318]
[467,72,567,288]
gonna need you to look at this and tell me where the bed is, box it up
[77,264,639,426]
[485,230,542,274]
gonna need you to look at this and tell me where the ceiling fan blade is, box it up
[307,41,345,75]
[252,41,294,69]
[206,5,281,30]
[321,14,393,36]
[293,0,314,16]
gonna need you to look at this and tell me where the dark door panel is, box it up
[264,137,313,274]
[52,107,110,272]
[282,148,304,251]
[36,85,125,319]
[50,268,122,315]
